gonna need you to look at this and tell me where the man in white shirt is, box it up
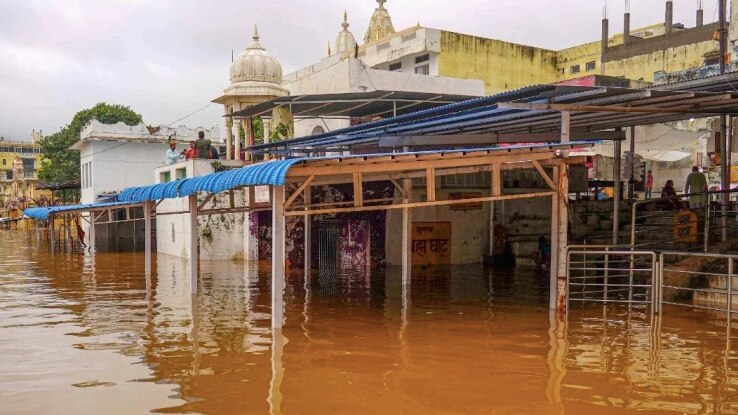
[165,139,184,165]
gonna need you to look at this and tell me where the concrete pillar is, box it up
[697,8,704,27]
[244,187,259,261]
[235,120,243,161]
[271,185,286,329]
[225,115,233,161]
[623,13,631,46]
[601,18,609,54]
[613,135,623,245]
[629,126,636,200]
[188,195,199,293]
[144,201,152,277]
[665,1,673,35]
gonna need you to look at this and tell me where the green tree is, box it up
[39,103,143,183]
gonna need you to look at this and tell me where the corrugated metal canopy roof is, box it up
[228,91,479,119]
[249,84,738,154]
[116,142,593,203]
[24,201,136,220]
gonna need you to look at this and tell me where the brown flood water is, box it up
[2,231,738,414]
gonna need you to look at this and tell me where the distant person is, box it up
[532,236,550,271]
[208,141,219,159]
[658,180,682,210]
[645,170,654,199]
[684,166,707,208]
[194,131,211,159]
[165,139,184,165]
[184,141,197,159]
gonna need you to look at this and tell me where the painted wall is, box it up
[155,160,246,261]
[602,39,718,82]
[557,42,601,81]
[437,30,560,93]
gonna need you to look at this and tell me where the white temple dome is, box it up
[229,26,283,85]
[335,11,357,54]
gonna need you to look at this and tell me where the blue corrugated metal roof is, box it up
[24,201,134,221]
[118,159,307,203]
[249,84,559,151]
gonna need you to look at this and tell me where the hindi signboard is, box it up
[673,209,698,244]
[412,222,451,265]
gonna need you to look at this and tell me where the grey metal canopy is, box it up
[228,91,478,119]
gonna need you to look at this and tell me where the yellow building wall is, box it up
[557,41,601,80]
[601,39,718,82]
[438,31,560,94]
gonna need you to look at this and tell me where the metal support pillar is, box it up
[244,187,259,260]
[304,186,312,276]
[88,212,96,254]
[721,115,729,241]
[629,126,636,200]
[613,137,622,245]
[401,178,412,286]
[188,195,199,293]
[552,112,570,312]
[50,215,56,252]
[272,185,286,329]
[144,201,152,277]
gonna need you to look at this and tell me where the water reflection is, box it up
[1,231,738,413]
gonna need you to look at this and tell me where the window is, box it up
[160,171,171,183]
[389,62,402,71]
[415,54,430,64]
[570,65,581,74]
[175,168,187,180]
[1,159,5,166]
[585,61,596,71]
[414,64,430,75]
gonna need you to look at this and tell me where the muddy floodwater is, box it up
[1,231,738,414]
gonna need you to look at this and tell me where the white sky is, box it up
[0,0,722,141]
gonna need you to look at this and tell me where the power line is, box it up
[167,103,213,127]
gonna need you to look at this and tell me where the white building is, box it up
[73,120,218,204]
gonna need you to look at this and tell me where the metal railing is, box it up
[567,246,657,312]
[657,251,736,318]
[629,189,738,252]
[567,247,738,321]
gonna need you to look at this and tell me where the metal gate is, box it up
[567,246,657,311]
[318,220,340,269]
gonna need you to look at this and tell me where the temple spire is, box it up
[364,0,395,43]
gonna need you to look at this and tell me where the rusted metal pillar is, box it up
[188,195,199,293]
[721,115,729,241]
[271,185,286,329]
[551,112,570,312]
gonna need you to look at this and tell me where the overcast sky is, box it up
[0,0,720,141]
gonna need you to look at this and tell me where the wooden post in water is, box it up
[144,201,152,277]
[272,185,286,329]
[88,212,96,253]
[188,195,199,293]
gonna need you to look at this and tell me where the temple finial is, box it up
[342,10,350,29]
